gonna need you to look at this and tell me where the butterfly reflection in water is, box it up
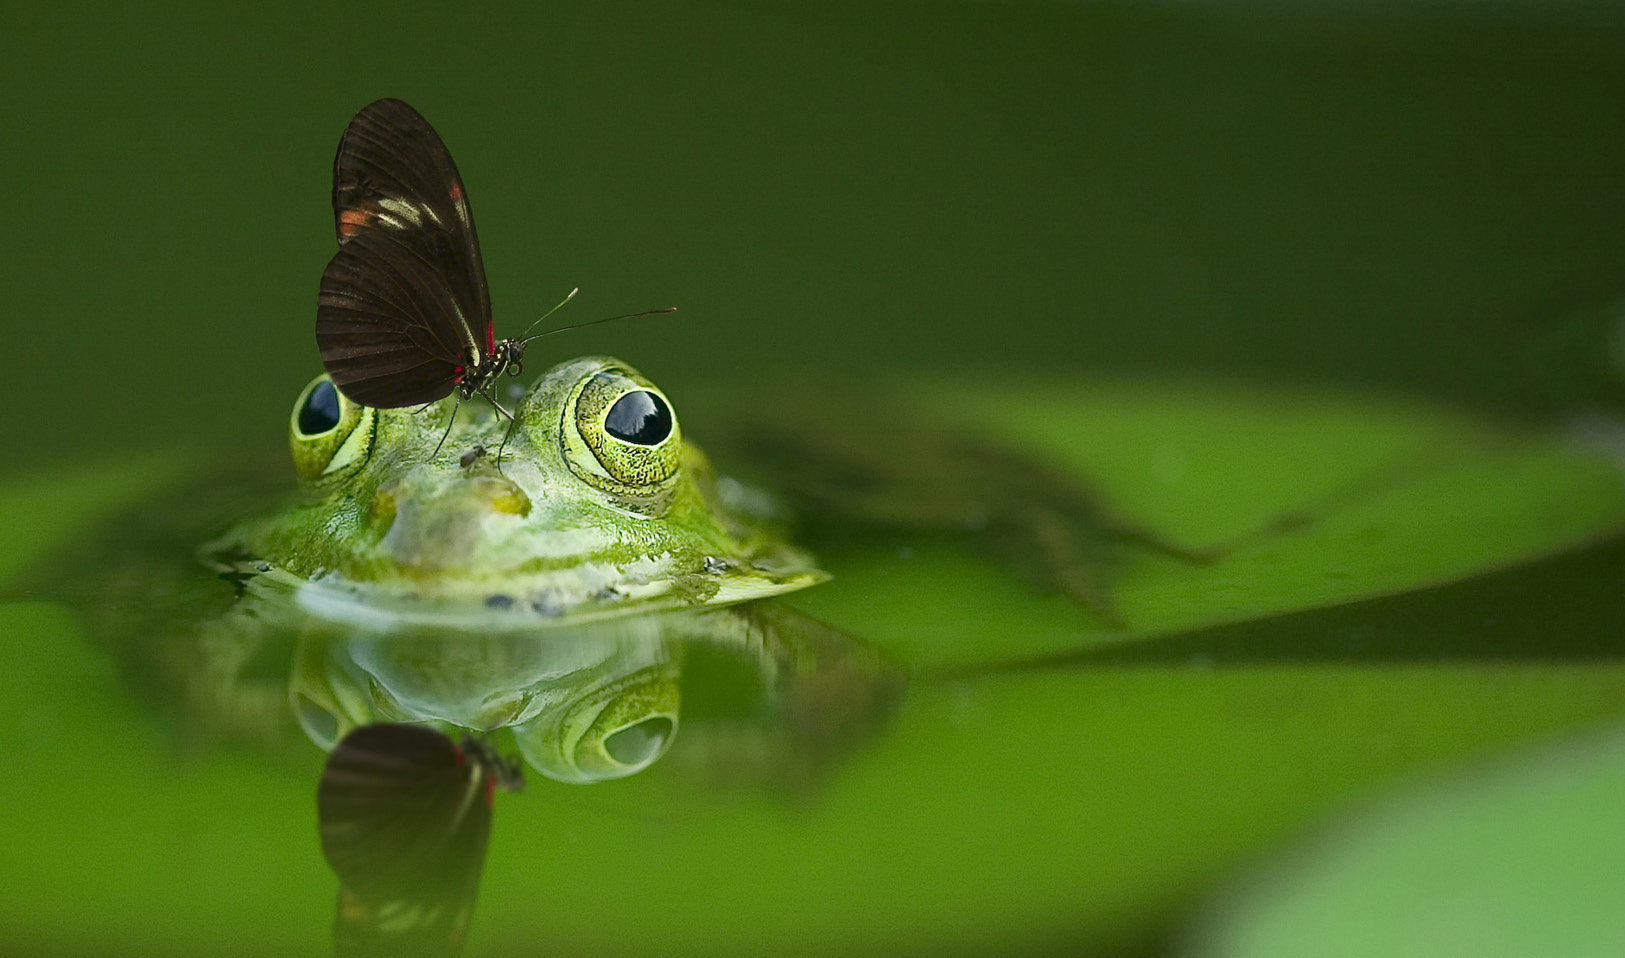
[317,723,523,958]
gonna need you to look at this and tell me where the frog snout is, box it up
[372,476,532,571]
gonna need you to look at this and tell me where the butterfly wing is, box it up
[318,228,478,407]
[317,99,493,407]
[317,723,497,905]
[317,724,524,958]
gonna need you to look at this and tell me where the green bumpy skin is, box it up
[208,357,826,628]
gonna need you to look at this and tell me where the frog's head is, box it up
[235,356,822,623]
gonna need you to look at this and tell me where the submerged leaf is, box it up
[1191,722,1625,958]
[786,380,1625,668]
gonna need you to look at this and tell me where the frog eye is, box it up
[562,368,682,495]
[290,374,376,484]
[603,389,673,446]
[297,379,342,436]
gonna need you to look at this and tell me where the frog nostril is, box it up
[471,476,530,517]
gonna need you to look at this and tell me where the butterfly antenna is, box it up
[517,304,678,346]
[512,288,580,342]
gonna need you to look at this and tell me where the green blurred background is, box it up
[7,2,1625,956]
[6,1,1625,464]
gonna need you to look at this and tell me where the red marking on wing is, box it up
[338,207,374,238]
[453,366,465,383]
[485,324,494,354]
[483,773,496,809]
[449,181,463,202]
[451,744,466,766]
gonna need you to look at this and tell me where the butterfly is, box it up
[316,98,529,415]
[316,99,672,429]
[316,722,523,958]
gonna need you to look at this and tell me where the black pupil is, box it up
[299,380,342,435]
[604,390,672,446]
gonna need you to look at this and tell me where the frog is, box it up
[225,355,825,624]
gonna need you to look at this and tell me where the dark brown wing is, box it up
[317,99,492,407]
[318,227,473,406]
[318,724,511,958]
[316,723,497,903]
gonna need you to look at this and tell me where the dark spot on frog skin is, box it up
[484,594,514,610]
[593,587,623,602]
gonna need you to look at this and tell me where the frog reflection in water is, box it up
[198,356,899,784]
[111,356,902,955]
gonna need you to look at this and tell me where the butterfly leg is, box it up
[492,414,524,471]
[430,392,463,460]
[477,387,521,470]
[480,388,516,422]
